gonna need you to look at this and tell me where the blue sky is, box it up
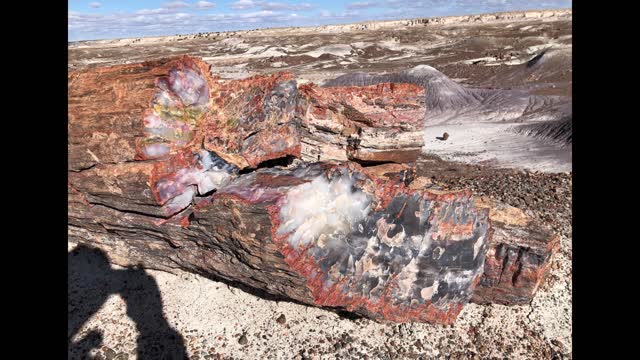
[68,1,571,41]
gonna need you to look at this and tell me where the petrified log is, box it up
[70,160,490,324]
[69,56,424,173]
[68,56,557,323]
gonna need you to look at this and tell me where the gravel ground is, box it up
[68,156,572,360]
[417,155,572,240]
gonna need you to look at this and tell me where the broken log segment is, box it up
[69,56,426,173]
[297,83,425,164]
[316,164,560,307]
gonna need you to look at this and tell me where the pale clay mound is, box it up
[424,123,572,172]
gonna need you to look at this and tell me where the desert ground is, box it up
[68,8,572,359]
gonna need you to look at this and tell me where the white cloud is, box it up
[230,0,313,11]
[347,1,380,9]
[163,1,191,8]
[136,8,177,15]
[230,0,256,9]
[195,1,216,9]
[239,10,276,18]
[260,2,313,11]
[89,2,101,9]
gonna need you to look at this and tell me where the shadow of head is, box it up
[68,245,187,359]
[68,244,112,275]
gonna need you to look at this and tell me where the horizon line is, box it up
[68,7,572,44]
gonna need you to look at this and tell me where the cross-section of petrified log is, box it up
[297,83,425,164]
[401,178,559,306]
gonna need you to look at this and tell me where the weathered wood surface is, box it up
[471,197,559,305]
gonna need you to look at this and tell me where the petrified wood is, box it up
[471,197,559,305]
[68,55,557,323]
[402,179,559,306]
[69,56,425,172]
[70,160,490,324]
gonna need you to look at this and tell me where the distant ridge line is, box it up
[69,8,572,46]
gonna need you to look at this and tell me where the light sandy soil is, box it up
[425,123,572,172]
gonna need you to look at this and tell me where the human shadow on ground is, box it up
[68,245,187,359]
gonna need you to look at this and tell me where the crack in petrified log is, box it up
[68,55,559,323]
[150,150,238,216]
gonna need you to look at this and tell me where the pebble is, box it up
[238,334,248,345]
[103,348,116,360]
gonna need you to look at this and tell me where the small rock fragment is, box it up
[103,348,116,360]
